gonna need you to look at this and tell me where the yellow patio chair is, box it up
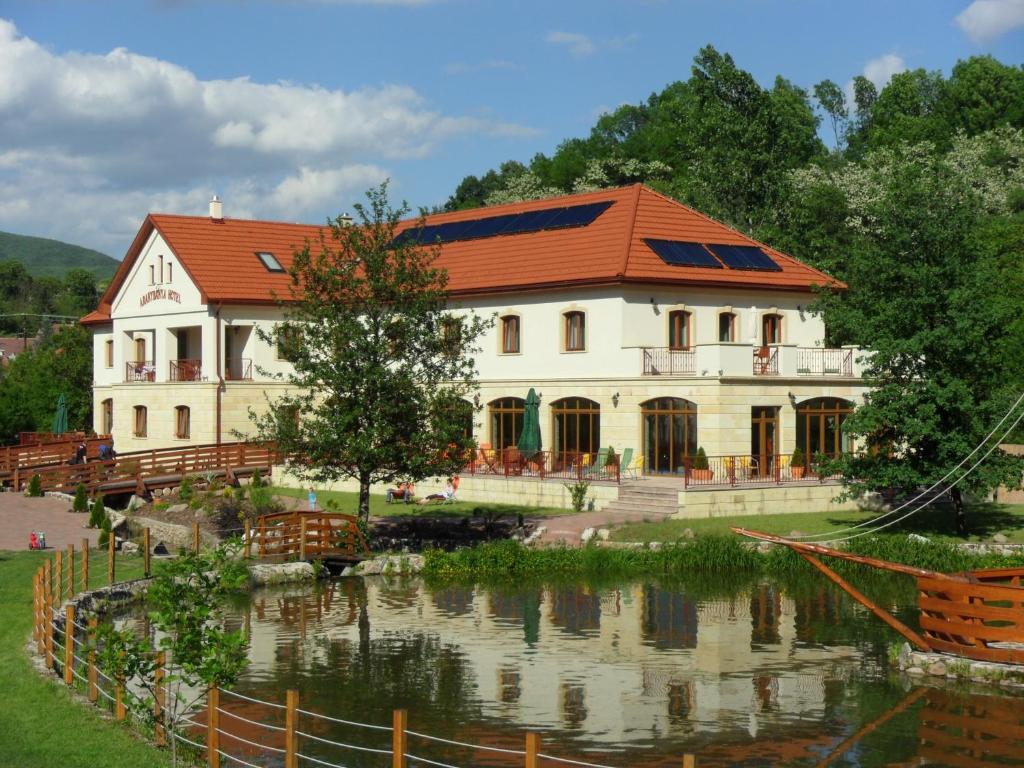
[625,454,644,479]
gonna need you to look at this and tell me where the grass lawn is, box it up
[270,485,575,520]
[0,549,171,768]
[611,503,1024,544]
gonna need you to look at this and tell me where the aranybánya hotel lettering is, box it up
[139,288,182,308]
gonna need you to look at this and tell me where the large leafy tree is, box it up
[249,183,489,521]
[805,139,1024,534]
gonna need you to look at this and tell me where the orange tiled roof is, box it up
[83,184,839,323]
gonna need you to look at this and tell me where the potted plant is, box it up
[690,447,713,481]
[791,446,806,479]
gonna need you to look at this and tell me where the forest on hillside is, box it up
[444,46,1024,496]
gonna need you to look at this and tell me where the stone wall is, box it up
[674,482,862,519]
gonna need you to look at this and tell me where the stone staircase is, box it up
[600,478,681,518]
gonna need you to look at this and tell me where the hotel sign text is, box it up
[139,288,182,308]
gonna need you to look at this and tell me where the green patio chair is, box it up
[584,448,610,479]
[619,448,634,479]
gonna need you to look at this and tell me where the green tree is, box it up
[943,56,1024,137]
[248,183,489,522]
[809,145,1024,533]
[95,543,249,767]
[814,78,848,149]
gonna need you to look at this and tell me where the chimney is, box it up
[209,195,223,221]
[338,212,353,228]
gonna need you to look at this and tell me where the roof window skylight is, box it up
[256,251,285,272]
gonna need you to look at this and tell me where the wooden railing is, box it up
[169,358,203,382]
[251,510,369,562]
[641,347,696,376]
[0,435,112,474]
[125,360,156,382]
[796,347,853,377]
[917,567,1024,664]
[464,448,621,483]
[11,441,277,494]
[752,346,778,375]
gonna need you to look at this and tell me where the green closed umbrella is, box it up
[51,393,68,435]
[517,388,541,458]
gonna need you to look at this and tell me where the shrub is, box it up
[692,447,709,470]
[791,446,805,468]
[179,474,195,502]
[72,483,89,513]
[26,474,43,497]
[563,479,590,513]
[88,495,107,529]
[97,514,111,547]
[250,468,265,488]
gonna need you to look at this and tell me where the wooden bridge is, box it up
[250,510,370,565]
[6,441,278,497]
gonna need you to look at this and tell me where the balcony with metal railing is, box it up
[225,357,253,381]
[125,360,156,382]
[639,343,863,378]
[641,347,696,376]
[796,347,854,377]
[169,358,203,382]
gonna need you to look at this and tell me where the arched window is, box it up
[796,397,854,459]
[175,406,190,439]
[718,312,736,342]
[500,315,520,354]
[668,310,691,350]
[133,405,147,438]
[100,398,113,435]
[563,311,585,352]
[641,398,697,475]
[488,397,525,450]
[551,397,600,459]
[762,313,782,345]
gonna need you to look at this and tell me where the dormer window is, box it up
[257,251,285,272]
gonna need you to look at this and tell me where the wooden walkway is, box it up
[6,442,277,497]
[250,510,370,566]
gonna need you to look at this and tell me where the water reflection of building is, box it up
[240,579,862,749]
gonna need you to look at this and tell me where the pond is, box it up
[125,575,1024,767]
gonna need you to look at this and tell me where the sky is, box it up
[0,0,1022,257]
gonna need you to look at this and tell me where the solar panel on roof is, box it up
[390,200,614,247]
[644,239,723,268]
[705,244,782,271]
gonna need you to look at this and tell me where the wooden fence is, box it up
[31,541,698,768]
[11,441,277,495]
[249,511,370,563]
[0,434,112,474]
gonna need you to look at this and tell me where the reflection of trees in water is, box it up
[487,588,542,645]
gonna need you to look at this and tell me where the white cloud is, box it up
[0,19,532,254]
[956,0,1024,42]
[546,31,598,58]
[844,52,908,107]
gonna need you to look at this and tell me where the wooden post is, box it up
[525,732,540,768]
[683,755,696,768]
[299,516,307,561]
[115,648,126,720]
[66,544,74,598]
[192,522,200,554]
[55,550,63,602]
[154,651,166,745]
[243,524,252,559]
[44,558,51,605]
[32,571,40,645]
[108,531,115,585]
[285,689,299,768]
[64,605,75,686]
[81,538,89,591]
[207,685,220,768]
[87,618,98,703]
[143,527,151,578]
[45,591,53,669]
[392,709,407,768]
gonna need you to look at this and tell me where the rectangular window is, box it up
[501,315,520,354]
[276,326,301,362]
[718,313,735,342]
[668,311,690,350]
[158,255,164,283]
[133,406,147,438]
[167,262,173,282]
[762,314,782,345]
[104,339,113,368]
[564,312,585,352]
[257,251,285,272]
[149,265,155,285]
[101,399,113,435]
[175,406,190,439]
[441,317,462,357]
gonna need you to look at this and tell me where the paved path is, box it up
[0,492,99,551]
[530,508,655,545]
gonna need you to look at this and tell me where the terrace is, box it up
[640,343,862,378]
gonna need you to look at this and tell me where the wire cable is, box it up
[295,729,393,756]
[537,753,620,768]
[406,729,525,755]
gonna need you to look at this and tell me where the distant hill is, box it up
[0,230,119,280]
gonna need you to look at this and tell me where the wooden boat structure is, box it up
[733,528,1024,665]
